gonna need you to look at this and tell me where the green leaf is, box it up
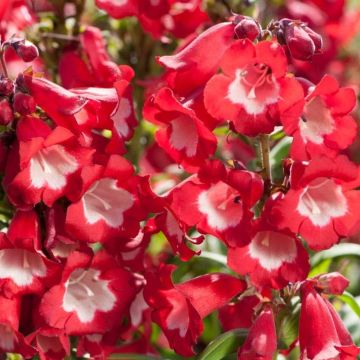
[311,243,360,267]
[308,258,332,278]
[337,291,360,318]
[276,305,300,349]
[198,329,248,360]
[199,251,227,266]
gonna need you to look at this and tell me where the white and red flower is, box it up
[204,39,305,136]
[143,87,217,170]
[27,328,70,360]
[65,155,144,243]
[0,210,60,297]
[282,75,357,160]
[40,250,137,335]
[4,117,93,208]
[228,219,310,290]
[272,156,360,250]
[169,160,263,246]
[0,295,36,358]
[144,264,246,356]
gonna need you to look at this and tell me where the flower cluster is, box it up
[0,0,359,359]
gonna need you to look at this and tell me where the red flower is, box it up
[238,307,277,360]
[272,156,360,250]
[0,210,60,297]
[27,328,70,360]
[169,161,263,246]
[95,0,209,39]
[143,87,217,170]
[154,209,201,261]
[5,117,93,208]
[282,75,357,160]
[158,22,235,95]
[144,264,246,356]
[204,39,304,136]
[0,295,36,358]
[299,281,360,360]
[65,155,143,243]
[228,219,310,290]
[219,295,260,331]
[40,251,137,335]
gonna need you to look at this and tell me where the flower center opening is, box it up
[0,249,46,286]
[198,181,243,230]
[297,178,347,226]
[63,268,116,323]
[249,230,297,270]
[82,178,134,227]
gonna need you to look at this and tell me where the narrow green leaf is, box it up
[199,251,227,266]
[198,329,248,360]
[311,243,360,267]
[308,258,332,277]
[338,291,360,318]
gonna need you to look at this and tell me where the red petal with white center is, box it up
[169,172,254,246]
[144,87,217,169]
[0,296,35,358]
[7,123,93,208]
[66,155,142,243]
[40,251,136,335]
[228,229,309,289]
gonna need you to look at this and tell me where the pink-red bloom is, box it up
[204,39,304,136]
[272,156,360,250]
[282,75,357,160]
[144,264,246,356]
[40,251,137,335]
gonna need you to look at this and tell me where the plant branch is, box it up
[259,133,271,183]
[0,48,8,78]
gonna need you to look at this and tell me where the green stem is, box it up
[259,134,271,183]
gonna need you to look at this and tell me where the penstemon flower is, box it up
[0,1,358,359]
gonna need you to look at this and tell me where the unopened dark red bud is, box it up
[0,78,14,96]
[276,19,323,61]
[304,27,323,53]
[0,99,13,125]
[14,40,39,63]
[234,17,261,41]
[285,24,315,60]
[13,93,36,115]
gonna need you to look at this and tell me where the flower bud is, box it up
[234,16,261,41]
[11,39,39,63]
[0,77,14,97]
[13,92,36,115]
[315,272,349,295]
[276,19,323,61]
[0,99,13,125]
